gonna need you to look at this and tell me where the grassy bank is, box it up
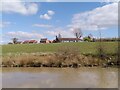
[2,53,118,68]
[2,42,118,55]
[1,42,119,68]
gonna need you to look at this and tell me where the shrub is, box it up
[55,45,80,61]
[83,37,92,42]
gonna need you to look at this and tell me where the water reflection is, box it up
[2,67,118,88]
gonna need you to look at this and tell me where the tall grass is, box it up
[2,53,100,67]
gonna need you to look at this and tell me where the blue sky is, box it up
[1,1,118,44]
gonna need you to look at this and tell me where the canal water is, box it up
[2,67,118,88]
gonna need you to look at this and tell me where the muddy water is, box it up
[2,67,118,88]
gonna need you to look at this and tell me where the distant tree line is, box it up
[95,38,120,42]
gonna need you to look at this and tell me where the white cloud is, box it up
[1,0,38,15]
[70,3,118,31]
[45,0,119,2]
[48,10,55,15]
[0,21,11,28]
[101,0,119,3]
[33,24,53,28]
[40,10,55,20]
[46,27,75,38]
[40,14,51,20]
[46,31,58,36]
[6,31,44,39]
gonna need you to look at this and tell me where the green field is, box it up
[2,42,118,55]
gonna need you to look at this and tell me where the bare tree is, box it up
[58,33,62,38]
[73,28,83,38]
[12,38,18,44]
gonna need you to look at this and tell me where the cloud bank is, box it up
[69,3,118,31]
[33,24,53,28]
[1,0,38,15]
[6,31,44,40]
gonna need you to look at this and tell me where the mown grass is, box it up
[2,42,118,55]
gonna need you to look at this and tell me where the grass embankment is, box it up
[1,42,119,68]
[2,42,118,55]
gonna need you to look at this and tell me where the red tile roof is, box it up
[23,40,37,43]
[29,40,37,43]
[23,40,29,43]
